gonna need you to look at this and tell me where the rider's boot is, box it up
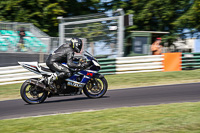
[47,73,58,84]
[46,72,71,92]
[46,73,58,92]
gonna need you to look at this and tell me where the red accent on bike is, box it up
[87,72,93,76]
[31,65,36,68]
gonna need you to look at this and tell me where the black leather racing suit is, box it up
[46,44,83,79]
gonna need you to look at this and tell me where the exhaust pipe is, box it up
[27,79,54,93]
[27,79,46,89]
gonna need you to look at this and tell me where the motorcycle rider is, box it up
[46,38,88,86]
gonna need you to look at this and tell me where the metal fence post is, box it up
[117,9,124,57]
[59,23,64,46]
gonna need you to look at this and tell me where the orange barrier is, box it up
[162,53,182,72]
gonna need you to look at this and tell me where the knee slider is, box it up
[57,72,65,79]
[66,72,72,78]
[57,72,71,79]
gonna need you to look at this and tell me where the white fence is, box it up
[115,55,163,74]
[0,63,45,85]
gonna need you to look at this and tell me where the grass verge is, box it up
[0,102,200,133]
[0,83,21,101]
[1,69,200,100]
[106,69,200,89]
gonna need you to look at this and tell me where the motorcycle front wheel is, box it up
[20,78,48,104]
[83,77,108,98]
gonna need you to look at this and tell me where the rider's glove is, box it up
[82,63,88,69]
[77,62,86,70]
[80,62,91,69]
[79,58,87,64]
[78,58,88,69]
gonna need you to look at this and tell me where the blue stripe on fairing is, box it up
[81,77,90,83]
[67,70,95,84]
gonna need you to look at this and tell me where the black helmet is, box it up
[69,38,82,53]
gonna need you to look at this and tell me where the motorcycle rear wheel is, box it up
[83,77,108,98]
[20,78,48,104]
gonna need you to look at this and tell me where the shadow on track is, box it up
[44,96,110,104]
[23,96,110,105]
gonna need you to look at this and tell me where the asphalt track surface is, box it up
[1,83,200,120]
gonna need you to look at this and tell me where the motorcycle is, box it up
[19,51,108,104]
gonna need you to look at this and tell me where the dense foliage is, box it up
[0,0,198,38]
[173,0,200,38]
[0,0,100,36]
[101,0,196,42]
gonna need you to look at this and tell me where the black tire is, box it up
[20,78,48,104]
[83,77,108,98]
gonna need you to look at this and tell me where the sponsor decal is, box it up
[67,81,84,88]
[86,72,93,77]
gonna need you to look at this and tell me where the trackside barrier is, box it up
[99,55,164,75]
[0,55,164,85]
[0,63,45,85]
[162,53,182,72]
[182,53,200,70]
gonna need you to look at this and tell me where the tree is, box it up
[102,0,193,31]
[0,0,100,36]
[100,0,194,43]
[173,0,200,38]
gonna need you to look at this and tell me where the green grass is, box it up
[0,83,21,101]
[1,70,200,132]
[1,102,200,133]
[106,69,200,89]
[1,69,200,101]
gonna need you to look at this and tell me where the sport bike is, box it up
[19,51,108,104]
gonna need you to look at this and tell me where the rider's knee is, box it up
[57,72,71,79]
[66,72,72,78]
[46,60,53,68]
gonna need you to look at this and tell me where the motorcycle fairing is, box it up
[18,62,52,76]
